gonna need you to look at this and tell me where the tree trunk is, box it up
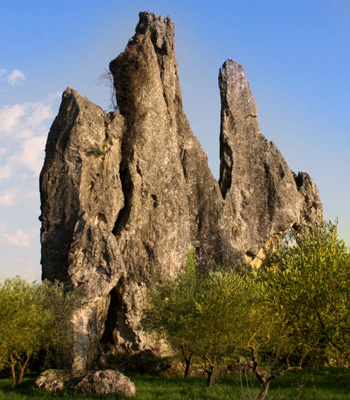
[256,381,270,400]
[184,353,193,378]
[205,366,214,387]
[15,354,31,386]
[10,362,16,384]
[15,366,24,386]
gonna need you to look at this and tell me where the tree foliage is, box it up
[261,220,350,367]
[143,251,254,386]
[142,251,200,379]
[143,221,350,399]
[0,277,83,385]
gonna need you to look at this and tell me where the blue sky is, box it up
[1,0,349,281]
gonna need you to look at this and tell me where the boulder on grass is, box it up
[76,370,136,397]
[35,369,72,392]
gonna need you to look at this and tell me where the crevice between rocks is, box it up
[112,164,134,237]
[264,162,277,222]
[219,141,233,199]
[100,280,136,352]
[100,280,138,353]
[294,172,304,188]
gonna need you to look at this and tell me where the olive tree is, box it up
[0,277,83,385]
[241,220,350,400]
[143,221,350,399]
[190,269,253,386]
[0,278,43,385]
[143,252,253,386]
[142,251,200,378]
[238,278,306,400]
[261,220,350,367]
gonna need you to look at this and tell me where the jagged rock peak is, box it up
[218,58,322,258]
[109,11,181,120]
[135,11,174,53]
[219,59,258,119]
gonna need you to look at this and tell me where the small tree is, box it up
[0,278,43,384]
[235,220,350,400]
[191,270,253,386]
[0,277,83,385]
[261,220,350,367]
[183,268,306,398]
[144,221,350,399]
[143,252,253,386]
[142,251,200,378]
[238,279,306,400]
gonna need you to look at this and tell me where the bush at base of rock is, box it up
[75,369,136,396]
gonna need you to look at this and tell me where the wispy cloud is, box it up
[0,69,26,86]
[4,69,25,86]
[0,163,13,181]
[10,135,47,175]
[0,92,59,284]
[0,94,59,181]
[0,188,20,207]
[0,186,39,207]
[0,223,33,247]
[4,229,31,247]
[0,101,53,139]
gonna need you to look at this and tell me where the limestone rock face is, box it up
[40,12,323,371]
[40,87,127,371]
[218,60,322,260]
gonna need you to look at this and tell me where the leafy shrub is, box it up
[0,278,83,385]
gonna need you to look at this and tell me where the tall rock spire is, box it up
[219,59,322,261]
[40,12,323,371]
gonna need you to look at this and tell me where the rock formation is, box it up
[76,370,136,396]
[218,60,322,264]
[40,11,322,372]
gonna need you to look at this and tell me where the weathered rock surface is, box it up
[40,87,127,371]
[218,60,322,263]
[40,11,323,372]
[35,369,72,392]
[75,370,136,397]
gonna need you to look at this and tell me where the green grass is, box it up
[0,370,349,399]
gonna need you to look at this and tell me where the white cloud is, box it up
[0,223,32,247]
[0,69,26,86]
[0,104,26,136]
[6,69,25,86]
[23,190,39,201]
[10,135,47,175]
[27,102,52,127]
[0,187,39,207]
[0,188,20,207]
[4,229,31,247]
[0,163,13,181]
[0,101,53,139]
[0,95,58,182]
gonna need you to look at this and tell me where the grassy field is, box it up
[0,370,349,399]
